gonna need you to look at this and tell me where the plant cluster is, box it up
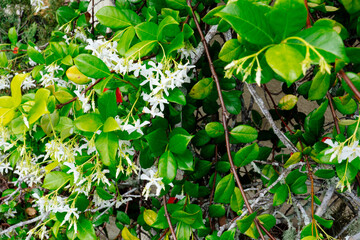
[1,0,360,239]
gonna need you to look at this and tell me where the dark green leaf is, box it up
[158,151,177,184]
[234,143,259,167]
[214,174,235,203]
[95,132,118,166]
[230,125,258,143]
[74,54,110,79]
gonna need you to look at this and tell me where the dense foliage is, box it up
[1,0,360,239]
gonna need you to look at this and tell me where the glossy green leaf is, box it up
[135,22,158,41]
[230,125,258,143]
[273,184,288,206]
[74,113,103,132]
[189,78,214,100]
[172,210,197,225]
[314,215,333,229]
[77,216,97,240]
[8,27,17,44]
[74,54,110,79]
[268,0,307,40]
[158,151,177,184]
[157,15,178,41]
[28,46,45,64]
[165,88,186,105]
[333,96,358,115]
[290,175,307,194]
[209,204,226,218]
[117,27,136,56]
[96,7,132,29]
[95,132,118,166]
[265,44,304,86]
[234,143,259,167]
[214,173,235,203]
[145,128,168,157]
[284,152,302,168]
[174,149,194,171]
[230,187,244,213]
[219,39,242,62]
[169,133,193,154]
[205,122,224,138]
[217,1,274,46]
[222,90,242,115]
[237,212,257,233]
[98,90,118,120]
[308,72,330,100]
[42,171,71,190]
[125,40,158,58]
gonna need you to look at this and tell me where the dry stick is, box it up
[163,196,177,240]
[327,92,341,134]
[246,83,298,152]
[339,70,360,101]
[186,1,274,239]
[0,213,48,236]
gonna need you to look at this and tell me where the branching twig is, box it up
[246,83,298,152]
[163,196,176,240]
[0,213,49,236]
[315,185,335,217]
[339,70,360,101]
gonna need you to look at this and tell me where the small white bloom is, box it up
[122,119,150,135]
[140,166,165,200]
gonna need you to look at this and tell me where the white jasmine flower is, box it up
[324,139,341,163]
[143,106,164,118]
[30,0,48,13]
[122,119,150,135]
[22,75,36,90]
[339,141,360,163]
[0,75,11,90]
[140,166,165,200]
[0,162,12,175]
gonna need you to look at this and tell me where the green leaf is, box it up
[169,133,193,154]
[265,44,304,86]
[339,0,360,14]
[176,222,192,240]
[230,187,244,213]
[42,171,71,190]
[125,40,158,58]
[273,184,288,206]
[341,72,360,97]
[174,149,194,171]
[122,227,139,240]
[158,151,177,184]
[205,122,224,138]
[290,175,308,194]
[234,143,259,167]
[98,90,118,120]
[117,211,131,225]
[135,22,158,41]
[220,229,236,240]
[209,204,226,218]
[333,96,358,115]
[217,1,274,45]
[28,88,51,124]
[314,215,333,229]
[219,39,242,62]
[230,125,258,143]
[268,0,307,40]
[27,46,45,64]
[172,210,197,225]
[96,6,132,29]
[74,54,110,79]
[237,212,257,233]
[9,150,20,168]
[116,27,136,56]
[95,132,118,166]
[145,128,168,157]
[157,15,179,41]
[12,73,29,107]
[103,117,121,132]
[96,187,114,200]
[0,52,8,68]
[296,26,348,62]
[314,169,335,179]
[8,27,17,44]
[278,94,298,110]
[284,152,302,168]
[189,78,214,100]
[56,6,78,25]
[308,72,330,100]
[222,90,242,115]
[203,5,225,25]
[77,216,97,240]
[74,113,103,132]
[214,173,235,203]
[165,88,186,105]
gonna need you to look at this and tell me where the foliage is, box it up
[0,0,360,239]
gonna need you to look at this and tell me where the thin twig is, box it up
[339,70,360,101]
[327,92,340,134]
[246,83,298,152]
[163,196,176,240]
[0,213,49,236]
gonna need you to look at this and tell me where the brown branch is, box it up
[163,196,177,240]
[304,0,312,28]
[326,92,340,134]
[136,0,147,14]
[187,1,274,239]
[338,70,360,102]
[305,155,317,236]
[56,77,102,109]
[209,145,218,231]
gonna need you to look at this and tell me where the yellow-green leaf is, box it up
[103,117,121,132]
[279,94,298,110]
[11,73,29,107]
[122,227,139,240]
[0,108,16,126]
[143,209,157,226]
[66,65,91,85]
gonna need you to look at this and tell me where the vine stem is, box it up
[327,92,341,134]
[338,70,360,101]
[186,1,275,239]
[163,196,177,240]
[304,0,312,28]
[56,77,102,109]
